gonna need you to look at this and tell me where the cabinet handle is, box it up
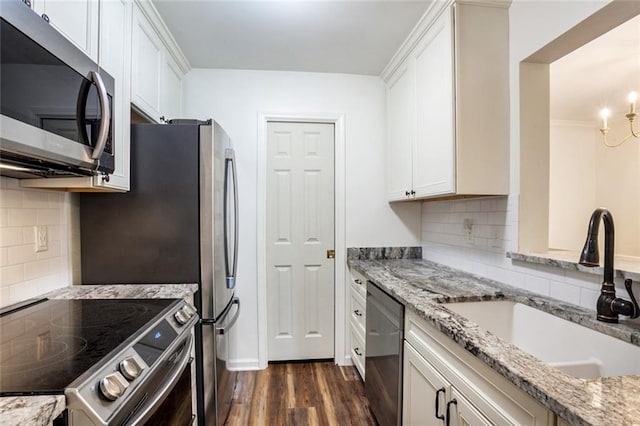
[354,309,363,317]
[410,190,416,195]
[405,190,411,196]
[354,279,362,285]
[445,399,457,426]
[435,387,446,420]
[354,347,362,356]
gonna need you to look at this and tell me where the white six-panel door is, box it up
[266,122,335,361]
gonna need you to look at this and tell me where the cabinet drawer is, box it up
[350,289,366,336]
[350,327,366,380]
[350,269,367,299]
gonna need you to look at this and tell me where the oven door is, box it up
[0,0,114,176]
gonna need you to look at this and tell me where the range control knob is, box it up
[119,356,144,381]
[183,304,197,316]
[174,308,190,325]
[99,372,129,401]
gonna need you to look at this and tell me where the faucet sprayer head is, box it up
[579,237,600,267]
[578,208,609,268]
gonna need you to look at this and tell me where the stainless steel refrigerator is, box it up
[79,119,239,426]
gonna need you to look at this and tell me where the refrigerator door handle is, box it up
[215,297,240,335]
[224,148,239,289]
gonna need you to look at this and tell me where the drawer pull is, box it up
[354,309,363,317]
[435,387,446,420]
[446,399,457,426]
[354,347,362,356]
[354,279,362,285]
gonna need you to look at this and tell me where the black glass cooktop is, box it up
[0,298,175,396]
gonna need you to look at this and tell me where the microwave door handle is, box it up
[89,71,111,160]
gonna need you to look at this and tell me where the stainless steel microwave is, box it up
[0,0,115,179]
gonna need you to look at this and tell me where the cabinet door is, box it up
[97,0,132,191]
[161,54,183,121]
[413,8,455,197]
[449,388,493,426]
[386,59,414,201]
[32,0,99,61]
[131,4,163,122]
[403,342,449,426]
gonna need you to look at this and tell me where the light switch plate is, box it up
[34,226,48,252]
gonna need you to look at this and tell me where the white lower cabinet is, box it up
[349,269,367,379]
[403,310,555,425]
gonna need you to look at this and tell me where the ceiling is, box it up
[551,13,640,122]
[152,0,433,75]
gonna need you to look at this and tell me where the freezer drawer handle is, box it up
[216,297,240,335]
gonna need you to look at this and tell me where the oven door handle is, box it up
[126,334,193,426]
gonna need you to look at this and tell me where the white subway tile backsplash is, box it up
[23,191,49,208]
[0,178,72,307]
[524,274,551,295]
[0,228,23,247]
[1,264,24,287]
[23,259,51,281]
[550,281,581,305]
[37,209,61,225]
[421,195,604,312]
[1,190,23,208]
[8,244,37,265]
[7,208,37,226]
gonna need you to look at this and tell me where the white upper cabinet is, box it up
[131,2,185,123]
[386,59,414,201]
[131,3,163,122]
[161,54,183,121]
[98,0,132,191]
[384,1,509,202]
[32,0,99,62]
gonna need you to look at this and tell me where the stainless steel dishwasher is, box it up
[365,281,404,426]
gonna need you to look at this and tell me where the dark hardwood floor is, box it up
[224,361,377,426]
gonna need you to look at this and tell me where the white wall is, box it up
[548,121,596,251]
[0,177,76,306]
[182,69,421,367]
[421,0,640,321]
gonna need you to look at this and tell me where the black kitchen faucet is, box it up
[578,208,639,323]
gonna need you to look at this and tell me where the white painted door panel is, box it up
[266,122,335,361]
[98,0,131,191]
[33,0,99,62]
[131,4,163,121]
[386,60,414,201]
[403,342,449,426]
[413,9,455,197]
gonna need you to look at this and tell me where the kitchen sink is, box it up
[442,300,640,378]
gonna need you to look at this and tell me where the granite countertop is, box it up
[0,283,199,426]
[349,258,640,426]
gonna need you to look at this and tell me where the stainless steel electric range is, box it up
[0,298,198,425]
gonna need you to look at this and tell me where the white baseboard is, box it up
[228,358,263,371]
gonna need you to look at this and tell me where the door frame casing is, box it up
[257,112,346,369]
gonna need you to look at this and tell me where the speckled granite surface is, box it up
[0,283,198,426]
[347,246,421,260]
[43,283,199,302]
[508,251,640,282]
[349,258,640,426]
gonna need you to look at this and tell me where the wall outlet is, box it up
[34,226,48,252]
[463,219,473,243]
